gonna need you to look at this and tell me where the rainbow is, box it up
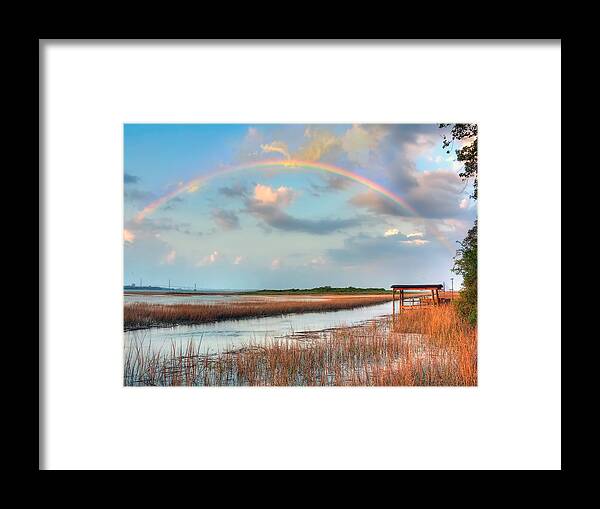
[132,159,453,251]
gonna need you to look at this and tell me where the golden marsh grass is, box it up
[124,304,476,386]
[124,294,394,329]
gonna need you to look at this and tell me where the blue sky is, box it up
[124,124,476,290]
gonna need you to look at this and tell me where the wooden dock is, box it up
[390,284,448,315]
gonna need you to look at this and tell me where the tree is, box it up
[439,123,478,199]
[453,220,477,325]
[439,123,478,325]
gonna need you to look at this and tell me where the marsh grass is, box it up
[124,304,476,386]
[124,295,393,330]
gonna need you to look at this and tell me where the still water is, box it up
[124,293,329,305]
[124,301,392,355]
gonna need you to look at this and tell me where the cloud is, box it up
[235,127,266,161]
[253,184,294,206]
[292,125,387,164]
[384,228,426,239]
[245,183,361,234]
[125,217,203,238]
[246,202,361,235]
[123,231,176,267]
[459,197,469,209]
[350,191,411,217]
[259,125,386,165]
[246,127,260,140]
[270,258,281,269]
[340,124,387,166]
[124,228,135,244]
[124,189,156,203]
[197,251,220,266]
[161,196,184,211]
[211,208,240,230]
[328,232,434,265]
[373,124,442,192]
[249,126,451,208]
[218,183,248,198]
[260,141,291,160]
[310,174,352,195]
[164,249,176,264]
[233,255,243,265]
[296,128,341,161]
[124,173,140,184]
[403,132,438,159]
[350,169,468,220]
[400,239,429,246]
[308,256,327,267]
[260,211,361,235]
[405,171,467,218]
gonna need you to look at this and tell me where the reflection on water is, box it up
[124,301,392,355]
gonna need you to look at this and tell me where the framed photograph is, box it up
[40,39,561,470]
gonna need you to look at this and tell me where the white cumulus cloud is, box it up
[253,184,294,206]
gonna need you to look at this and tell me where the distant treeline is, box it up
[123,285,392,295]
[248,286,390,295]
[124,285,167,291]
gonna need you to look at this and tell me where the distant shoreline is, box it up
[124,286,393,296]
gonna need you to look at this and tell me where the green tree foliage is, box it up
[439,123,478,199]
[453,220,477,325]
[439,123,478,325]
